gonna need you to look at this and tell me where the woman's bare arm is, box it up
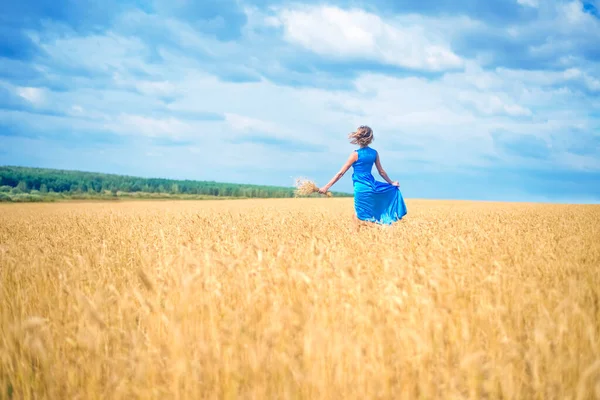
[375,152,399,186]
[319,151,358,193]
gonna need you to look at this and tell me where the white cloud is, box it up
[223,112,326,148]
[273,6,464,71]
[224,113,280,134]
[135,81,178,97]
[562,1,592,24]
[517,0,539,8]
[555,151,600,171]
[503,103,533,117]
[40,32,154,75]
[16,54,596,174]
[457,92,533,117]
[67,104,110,121]
[17,87,44,104]
[563,68,600,92]
[71,105,84,114]
[112,114,194,138]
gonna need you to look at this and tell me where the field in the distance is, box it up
[1,199,599,399]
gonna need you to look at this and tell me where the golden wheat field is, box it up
[1,198,600,399]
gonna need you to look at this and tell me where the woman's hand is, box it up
[318,187,329,194]
[392,181,400,187]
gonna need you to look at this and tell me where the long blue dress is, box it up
[351,147,407,225]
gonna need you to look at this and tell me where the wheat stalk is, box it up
[2,199,599,399]
[294,178,332,197]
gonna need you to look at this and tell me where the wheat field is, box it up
[1,198,599,399]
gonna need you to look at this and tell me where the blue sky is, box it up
[1,0,599,203]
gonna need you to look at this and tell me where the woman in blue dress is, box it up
[318,125,408,225]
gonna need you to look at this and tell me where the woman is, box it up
[318,126,407,225]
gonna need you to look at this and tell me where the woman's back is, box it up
[353,147,377,175]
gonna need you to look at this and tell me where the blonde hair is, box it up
[348,125,374,147]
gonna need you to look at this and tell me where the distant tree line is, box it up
[0,166,351,201]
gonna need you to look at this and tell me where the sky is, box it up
[1,0,599,203]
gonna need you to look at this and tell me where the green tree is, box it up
[17,180,27,192]
[0,165,353,201]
